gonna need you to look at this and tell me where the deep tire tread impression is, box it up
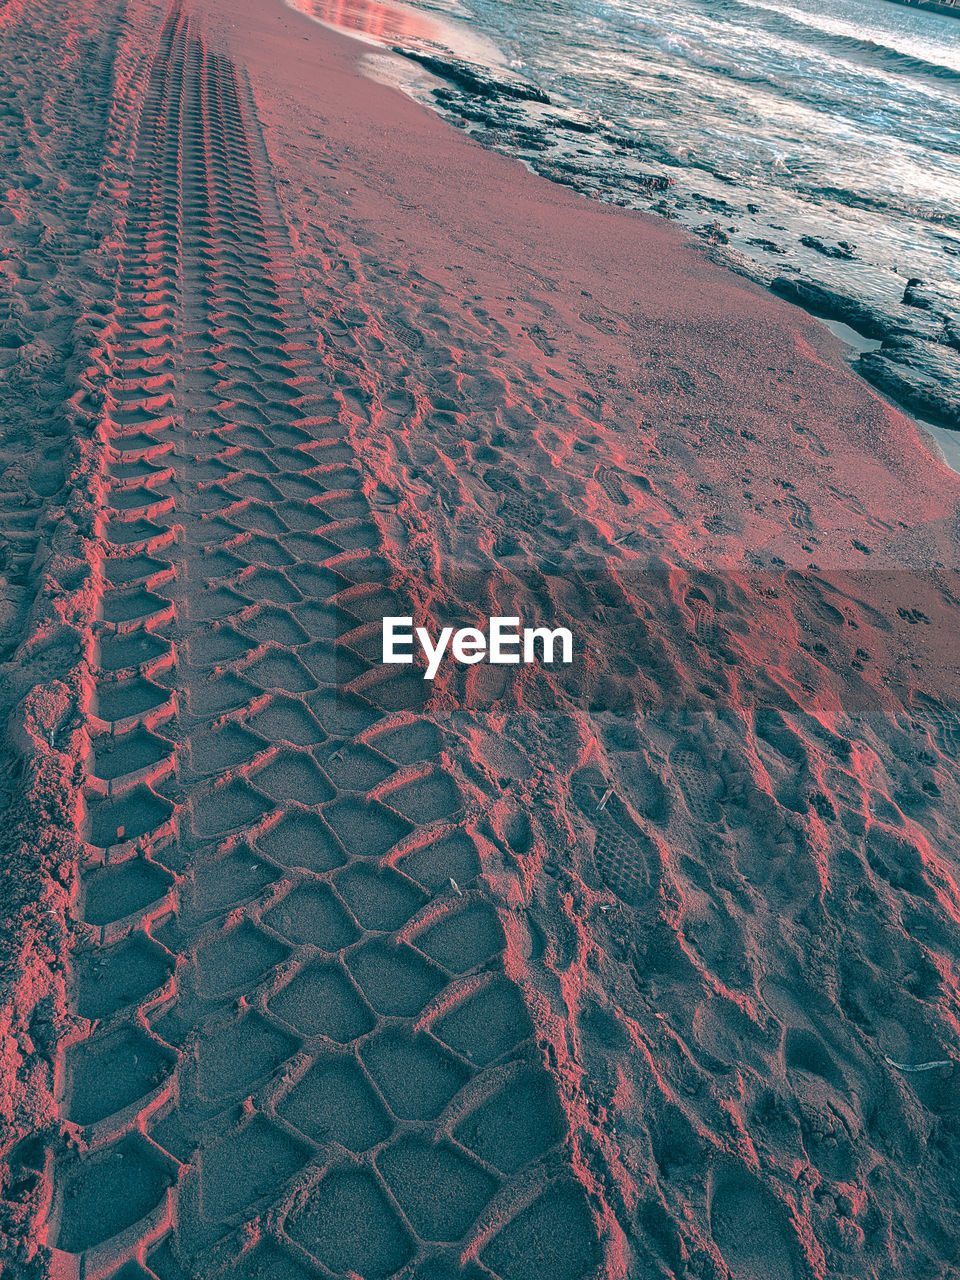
[47,7,604,1279]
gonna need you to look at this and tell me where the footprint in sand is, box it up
[595,464,631,507]
[669,745,720,824]
[572,774,656,907]
[465,656,511,706]
[683,585,720,646]
[710,1175,796,1280]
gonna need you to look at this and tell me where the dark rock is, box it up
[637,173,673,194]
[770,276,889,338]
[902,278,935,310]
[621,172,673,195]
[693,194,736,214]
[696,221,729,246]
[859,346,960,429]
[395,49,550,103]
[800,235,858,260]
[552,116,596,135]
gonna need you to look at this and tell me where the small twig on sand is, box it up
[884,1054,955,1073]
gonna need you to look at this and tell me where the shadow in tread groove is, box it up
[45,5,607,1279]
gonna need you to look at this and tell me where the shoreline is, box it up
[285,0,960,436]
[4,1,960,1276]
[376,0,960,465]
[278,0,954,566]
[812,315,960,476]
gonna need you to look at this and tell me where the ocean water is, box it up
[291,0,960,419]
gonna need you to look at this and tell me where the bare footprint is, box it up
[710,1174,796,1280]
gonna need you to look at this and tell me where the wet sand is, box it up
[1,1,960,1277]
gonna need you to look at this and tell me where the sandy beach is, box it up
[1,0,960,1277]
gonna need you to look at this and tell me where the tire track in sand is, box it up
[45,7,605,1278]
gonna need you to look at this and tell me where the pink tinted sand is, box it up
[2,1,960,1277]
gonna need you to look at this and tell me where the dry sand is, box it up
[1,0,959,1277]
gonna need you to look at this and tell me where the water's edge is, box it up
[289,0,960,449]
